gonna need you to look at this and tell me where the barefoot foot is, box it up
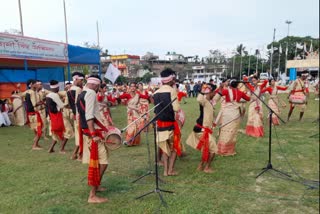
[88,196,108,203]
[97,187,107,192]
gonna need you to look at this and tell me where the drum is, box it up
[175,109,185,128]
[104,126,122,150]
[289,94,306,104]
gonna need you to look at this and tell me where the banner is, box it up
[0,33,68,62]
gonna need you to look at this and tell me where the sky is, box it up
[0,0,319,58]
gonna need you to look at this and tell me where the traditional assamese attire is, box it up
[186,93,218,161]
[119,91,149,146]
[66,85,82,147]
[216,87,250,156]
[10,94,26,126]
[77,87,109,187]
[261,85,287,125]
[153,85,181,156]
[97,92,113,126]
[46,92,65,141]
[138,89,150,129]
[245,80,268,137]
[38,89,49,137]
[289,78,308,112]
[24,89,43,137]
[59,90,74,139]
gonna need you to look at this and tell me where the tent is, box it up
[0,33,101,98]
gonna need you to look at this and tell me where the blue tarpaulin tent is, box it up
[68,45,100,65]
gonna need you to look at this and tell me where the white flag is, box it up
[296,43,304,49]
[105,64,121,84]
[285,47,288,55]
[309,41,313,53]
[279,44,282,54]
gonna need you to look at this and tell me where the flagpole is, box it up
[248,50,251,76]
[255,49,259,72]
[232,55,235,77]
[285,20,292,76]
[278,46,281,78]
[18,0,24,36]
[239,51,243,80]
[270,28,276,78]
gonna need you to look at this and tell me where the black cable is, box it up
[273,124,319,189]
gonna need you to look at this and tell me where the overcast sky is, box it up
[1,0,319,58]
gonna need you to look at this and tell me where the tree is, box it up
[207,49,227,64]
[236,44,248,56]
[266,36,319,75]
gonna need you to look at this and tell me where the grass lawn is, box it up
[0,94,319,214]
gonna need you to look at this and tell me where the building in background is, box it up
[110,54,140,77]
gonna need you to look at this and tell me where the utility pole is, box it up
[63,0,68,44]
[18,0,24,35]
[96,21,100,48]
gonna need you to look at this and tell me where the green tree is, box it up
[266,36,319,75]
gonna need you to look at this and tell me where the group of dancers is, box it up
[5,68,311,203]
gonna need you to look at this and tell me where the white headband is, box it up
[50,84,59,89]
[161,75,175,83]
[72,75,84,81]
[87,77,101,85]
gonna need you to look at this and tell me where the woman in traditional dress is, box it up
[261,79,288,125]
[137,82,150,130]
[119,82,149,146]
[10,91,26,126]
[216,79,250,156]
[97,84,113,126]
[245,76,268,137]
[186,83,217,173]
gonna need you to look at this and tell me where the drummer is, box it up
[287,70,309,121]
[76,75,109,204]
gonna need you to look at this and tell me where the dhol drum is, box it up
[104,126,122,150]
[175,109,185,128]
[289,94,306,104]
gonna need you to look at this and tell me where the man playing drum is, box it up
[76,75,109,203]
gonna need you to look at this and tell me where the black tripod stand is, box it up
[128,99,177,207]
[241,82,291,179]
[256,109,291,178]
[131,116,159,183]
[135,120,173,207]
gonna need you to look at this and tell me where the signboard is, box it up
[286,59,319,69]
[0,33,68,62]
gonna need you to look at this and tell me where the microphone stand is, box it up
[131,113,161,183]
[242,82,291,179]
[132,97,177,208]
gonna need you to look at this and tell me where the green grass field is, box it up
[0,94,319,214]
